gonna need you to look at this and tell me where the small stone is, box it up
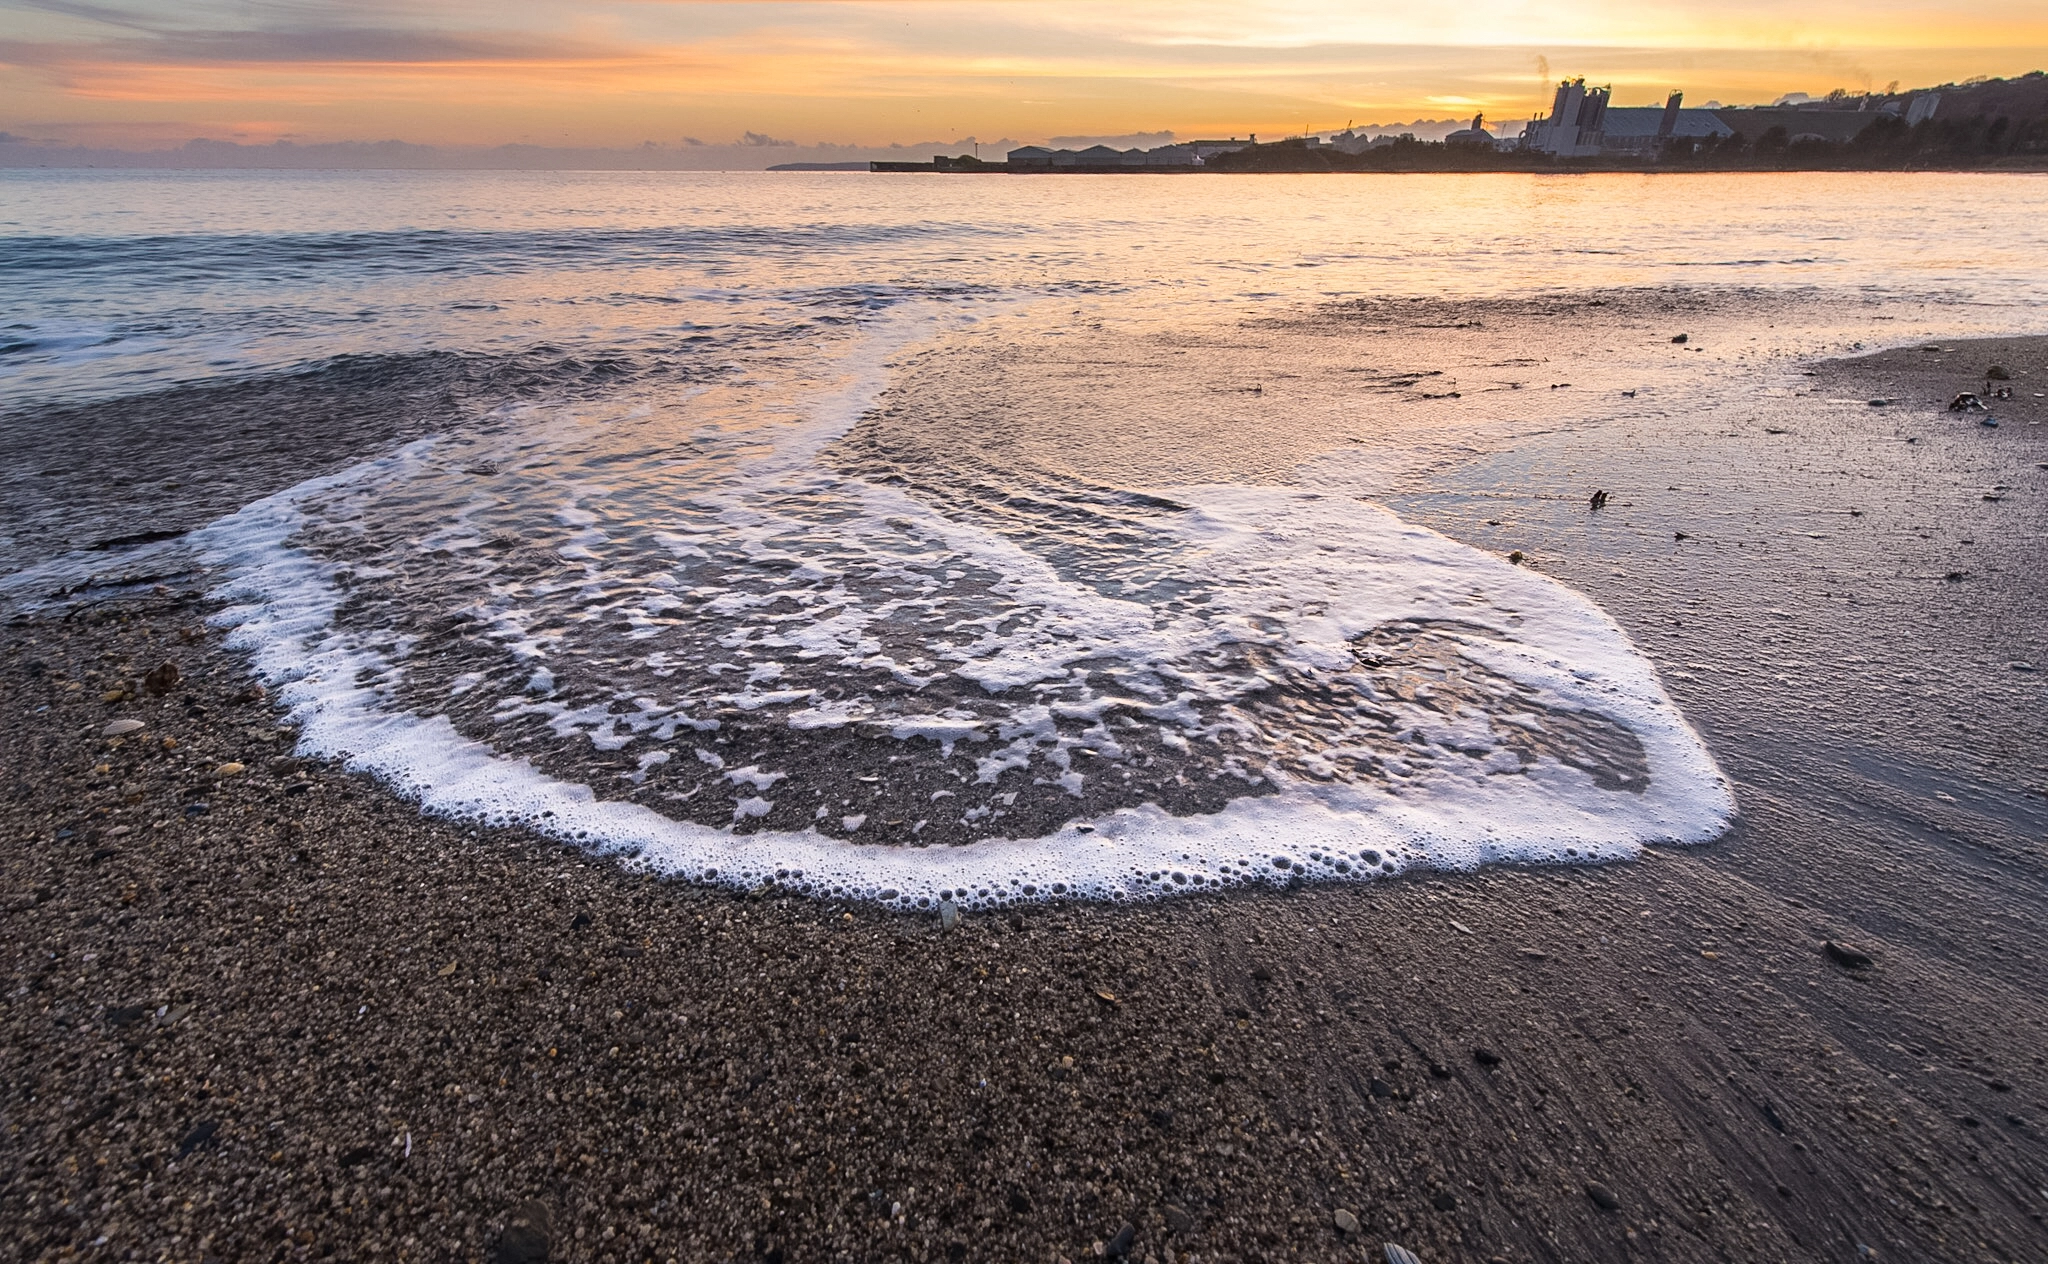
[142,662,180,696]
[1333,1208,1361,1234]
[1472,1047,1501,1067]
[939,900,960,932]
[1103,1222,1136,1257]
[1430,1191,1459,1211]
[491,1224,550,1264]
[176,1120,220,1157]
[338,1144,377,1168]
[1368,1077,1393,1099]
[216,762,246,777]
[1516,948,1548,961]
[102,719,145,737]
[438,960,459,977]
[491,1201,554,1264]
[1824,940,1873,970]
[232,683,268,704]
[101,689,128,703]
[1585,1181,1622,1211]
[1670,333,1688,343]
[1161,1205,1193,1235]
[1986,364,2011,380]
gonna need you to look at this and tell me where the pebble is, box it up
[939,900,960,932]
[143,662,181,696]
[1333,1208,1361,1234]
[101,719,146,737]
[1103,1221,1135,1257]
[177,1120,220,1157]
[217,762,246,776]
[1585,1181,1622,1211]
[1824,940,1874,970]
[1161,1205,1193,1235]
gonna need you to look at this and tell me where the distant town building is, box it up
[1443,114,1496,147]
[1600,94,1735,152]
[1522,79,1611,156]
[1521,85,1739,156]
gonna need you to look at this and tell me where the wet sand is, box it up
[3,323,2046,1264]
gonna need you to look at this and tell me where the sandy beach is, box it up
[4,318,2046,1264]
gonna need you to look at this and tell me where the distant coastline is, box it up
[872,72,2047,175]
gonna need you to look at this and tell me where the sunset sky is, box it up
[3,0,2044,150]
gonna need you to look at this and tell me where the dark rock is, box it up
[1507,550,1525,564]
[184,802,209,817]
[1250,965,1273,982]
[1760,1100,1788,1134]
[1162,1204,1194,1235]
[1823,940,1873,970]
[1986,364,2011,380]
[569,912,593,931]
[142,662,180,696]
[106,1005,148,1027]
[1670,333,1688,344]
[491,1201,554,1264]
[176,1120,219,1156]
[1585,1181,1622,1211]
[338,1144,376,1168]
[1105,1221,1136,1257]
[491,1225,550,1264]
[1472,1047,1501,1067]
[1369,1077,1394,1099]
[1430,1191,1459,1211]
[1008,1190,1032,1214]
[1988,1079,2012,1092]
[231,683,267,704]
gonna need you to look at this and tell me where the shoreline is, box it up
[4,330,2046,1263]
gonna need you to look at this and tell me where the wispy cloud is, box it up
[1,0,2041,149]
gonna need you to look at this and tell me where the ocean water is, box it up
[5,169,2044,906]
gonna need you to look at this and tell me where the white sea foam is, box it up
[190,305,1734,909]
